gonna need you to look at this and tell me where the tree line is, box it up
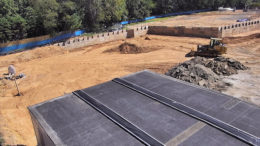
[0,0,257,43]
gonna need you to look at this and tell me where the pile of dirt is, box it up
[105,42,158,54]
[118,42,143,54]
[145,37,151,40]
[166,57,248,91]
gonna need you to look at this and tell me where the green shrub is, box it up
[251,2,260,8]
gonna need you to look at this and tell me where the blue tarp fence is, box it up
[0,9,211,55]
[0,30,85,55]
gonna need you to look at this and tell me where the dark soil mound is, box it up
[166,57,248,91]
[118,43,143,54]
[105,42,158,54]
[145,37,151,40]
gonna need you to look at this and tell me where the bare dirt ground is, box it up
[0,35,208,145]
[0,33,259,145]
[130,10,260,28]
[0,10,259,145]
[223,32,260,105]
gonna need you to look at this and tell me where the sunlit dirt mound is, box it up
[0,46,66,66]
[105,42,157,54]
[119,42,143,54]
[223,33,260,44]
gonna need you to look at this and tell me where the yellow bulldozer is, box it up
[186,38,227,57]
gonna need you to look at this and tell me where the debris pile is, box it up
[166,57,248,91]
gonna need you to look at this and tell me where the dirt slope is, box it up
[0,35,208,145]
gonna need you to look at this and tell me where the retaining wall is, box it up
[220,19,260,37]
[57,26,148,49]
[1,18,259,55]
[148,19,260,38]
[148,26,221,38]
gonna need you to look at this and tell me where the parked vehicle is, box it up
[218,7,234,11]
[107,23,123,32]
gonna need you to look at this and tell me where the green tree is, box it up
[0,0,27,42]
[33,0,59,34]
[14,0,40,37]
[77,0,104,31]
[102,0,128,26]
[224,0,238,7]
[241,0,253,8]
[127,0,155,19]
[58,1,82,31]
[24,6,40,37]
[154,0,179,14]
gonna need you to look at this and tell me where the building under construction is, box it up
[28,71,260,146]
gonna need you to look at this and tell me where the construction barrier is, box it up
[0,30,85,55]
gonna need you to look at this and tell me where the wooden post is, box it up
[14,78,21,96]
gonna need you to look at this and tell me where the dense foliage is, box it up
[0,0,256,42]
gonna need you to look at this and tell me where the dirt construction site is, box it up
[0,10,260,145]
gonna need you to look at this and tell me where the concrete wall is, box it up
[58,26,148,49]
[220,19,260,37]
[148,26,221,38]
[132,26,149,37]
[148,19,260,38]
[2,18,259,53]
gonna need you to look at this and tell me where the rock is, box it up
[199,80,207,86]
[166,56,248,91]
[145,37,151,40]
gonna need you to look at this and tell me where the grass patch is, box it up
[125,16,174,27]
[82,33,95,37]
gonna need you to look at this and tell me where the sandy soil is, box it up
[0,10,259,145]
[130,10,259,28]
[0,33,259,145]
[223,35,260,105]
[0,35,208,145]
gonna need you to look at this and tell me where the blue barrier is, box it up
[0,9,211,55]
[0,30,85,55]
[120,9,211,25]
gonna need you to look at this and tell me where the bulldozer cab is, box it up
[186,37,227,57]
[210,38,223,47]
